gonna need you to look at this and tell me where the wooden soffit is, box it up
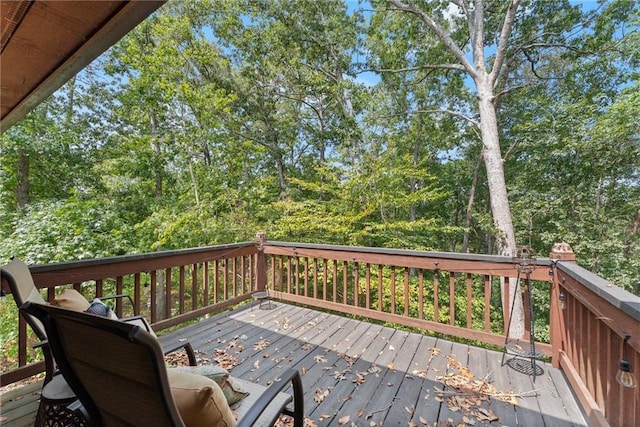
[0,0,165,132]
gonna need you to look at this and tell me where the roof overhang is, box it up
[1,0,165,132]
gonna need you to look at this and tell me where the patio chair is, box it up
[21,301,305,427]
[0,257,196,425]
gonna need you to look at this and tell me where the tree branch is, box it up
[489,0,522,87]
[364,64,466,74]
[494,84,527,102]
[413,108,479,126]
[502,138,520,162]
[520,42,605,56]
[387,0,477,79]
[471,0,486,73]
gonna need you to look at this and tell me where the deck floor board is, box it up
[1,302,590,427]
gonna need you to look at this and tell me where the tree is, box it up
[373,0,639,335]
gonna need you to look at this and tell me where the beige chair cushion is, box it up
[50,289,91,311]
[172,365,249,406]
[167,370,237,427]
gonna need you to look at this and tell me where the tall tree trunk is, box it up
[476,83,517,256]
[462,153,483,253]
[16,148,29,209]
[476,79,523,338]
[273,146,287,198]
[150,110,163,199]
[388,0,524,338]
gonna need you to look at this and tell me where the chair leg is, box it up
[36,397,88,427]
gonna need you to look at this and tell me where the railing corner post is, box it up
[549,242,574,368]
[255,231,267,292]
[549,242,576,262]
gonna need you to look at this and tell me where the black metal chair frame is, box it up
[21,302,304,427]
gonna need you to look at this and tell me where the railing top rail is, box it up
[264,240,554,267]
[558,261,640,322]
[28,242,257,273]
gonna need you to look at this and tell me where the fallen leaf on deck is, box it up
[413,369,428,378]
[314,355,328,363]
[337,415,350,425]
[475,408,499,422]
[463,415,476,425]
[353,372,367,384]
[314,388,330,403]
[254,339,270,350]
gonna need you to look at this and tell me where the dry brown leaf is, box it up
[314,355,328,363]
[412,369,428,379]
[337,415,350,425]
[462,415,476,425]
[353,372,367,385]
[253,339,270,350]
[314,388,330,403]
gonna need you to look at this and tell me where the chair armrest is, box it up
[162,340,197,366]
[33,339,57,384]
[236,368,304,427]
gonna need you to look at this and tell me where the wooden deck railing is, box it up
[552,256,640,426]
[1,236,639,426]
[261,240,639,427]
[1,243,261,385]
[262,241,554,353]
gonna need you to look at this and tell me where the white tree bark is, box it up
[388,0,524,337]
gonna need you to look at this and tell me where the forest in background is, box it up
[1,0,639,295]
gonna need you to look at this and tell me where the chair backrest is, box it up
[21,302,185,427]
[1,258,47,339]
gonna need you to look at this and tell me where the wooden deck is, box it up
[1,302,588,426]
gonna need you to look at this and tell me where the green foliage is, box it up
[0,295,43,370]
[0,0,638,278]
[0,197,135,264]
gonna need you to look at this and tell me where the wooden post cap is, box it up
[549,242,576,262]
